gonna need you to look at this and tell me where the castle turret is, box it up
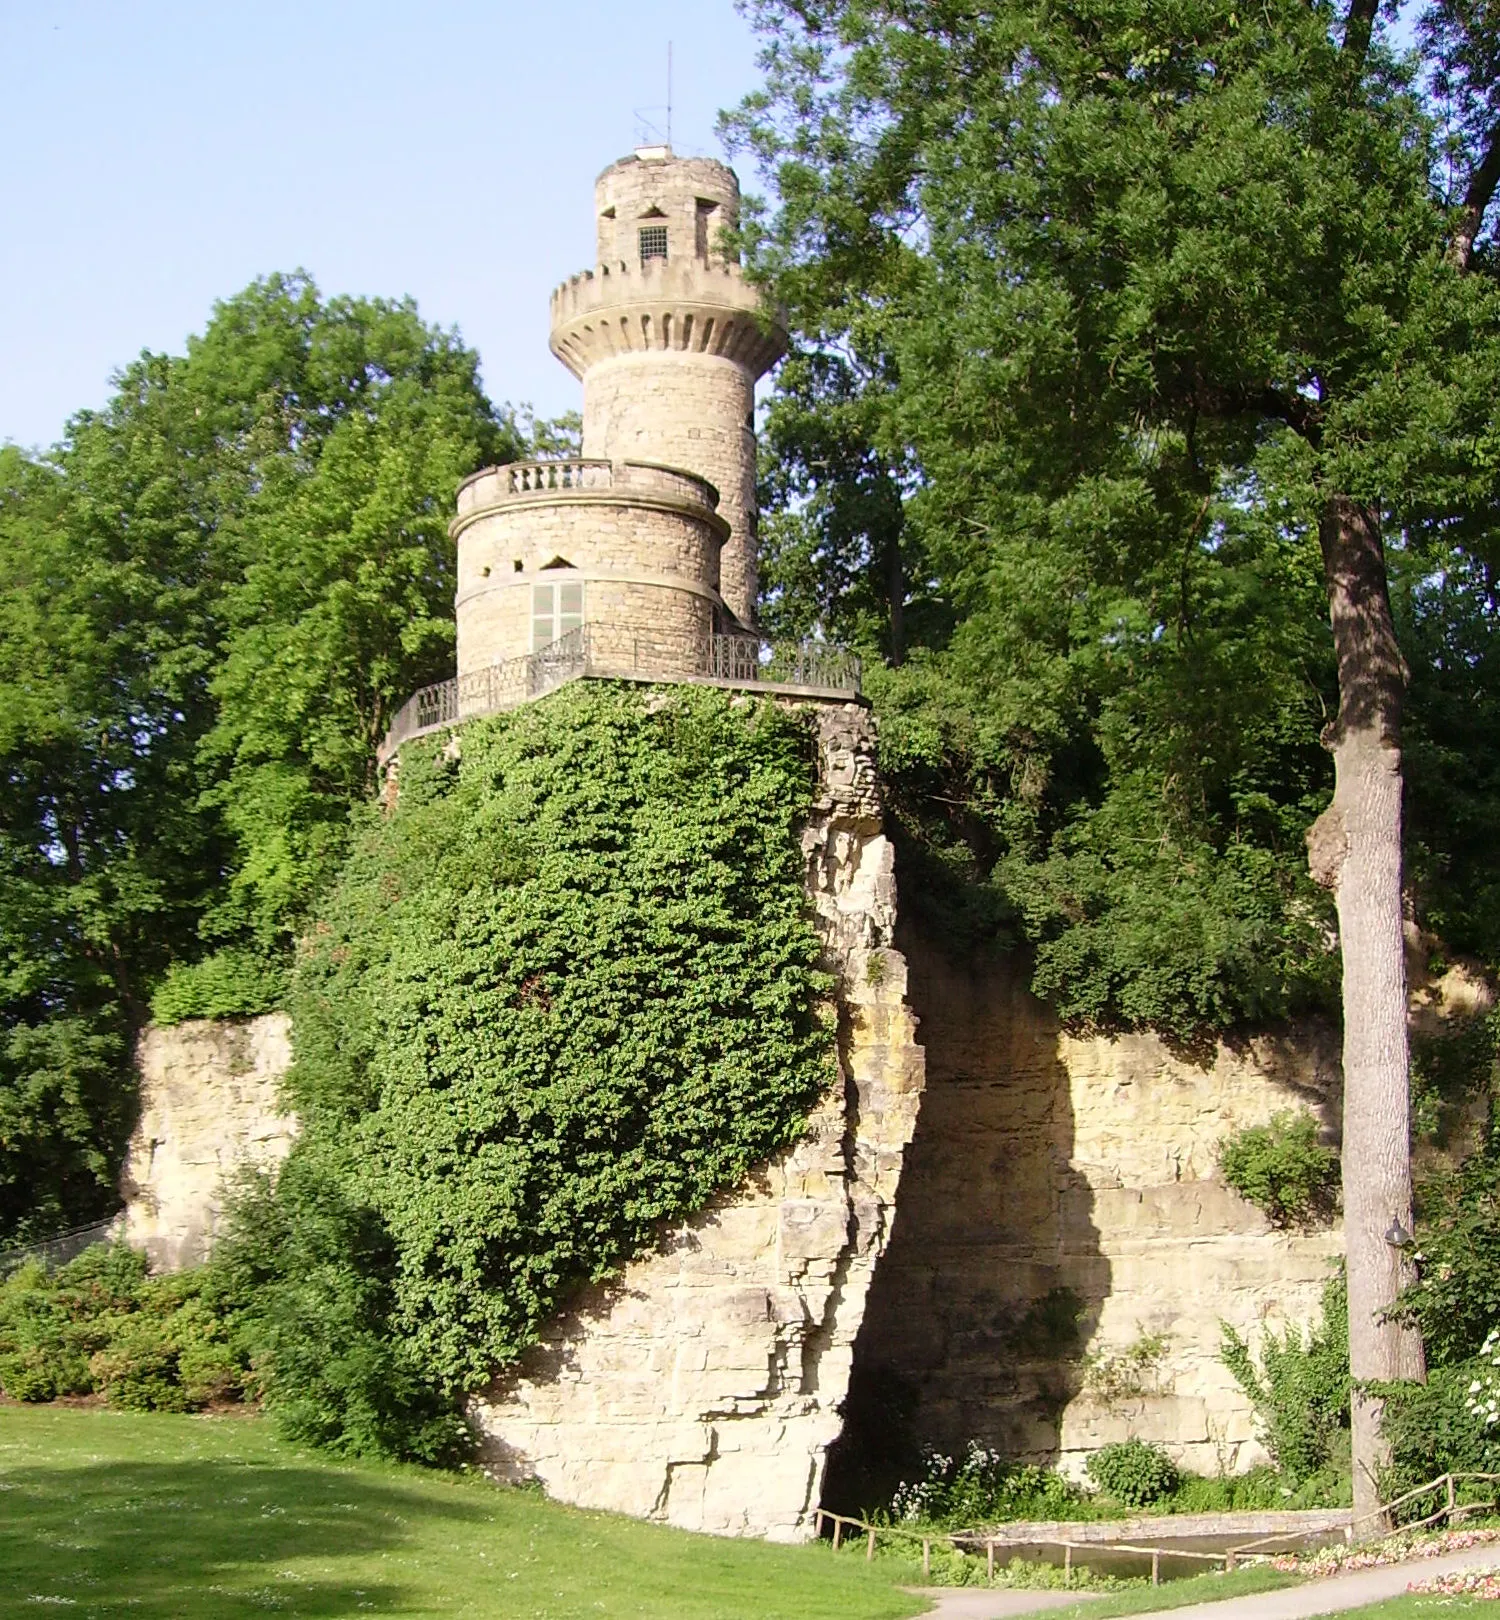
[550,146,787,628]
[449,146,792,701]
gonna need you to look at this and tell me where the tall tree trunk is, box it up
[1306,494,1425,1535]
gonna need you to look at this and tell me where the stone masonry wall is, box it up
[469,703,927,1540]
[121,1015,297,1272]
[824,942,1344,1511]
[582,349,758,626]
[456,496,721,678]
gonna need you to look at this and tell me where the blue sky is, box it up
[0,0,768,452]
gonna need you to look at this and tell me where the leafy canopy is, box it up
[0,274,520,1241]
[726,0,1500,1032]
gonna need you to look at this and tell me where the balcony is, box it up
[377,625,862,766]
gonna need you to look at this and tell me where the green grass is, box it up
[0,1406,927,1619]
[1043,1564,1304,1618]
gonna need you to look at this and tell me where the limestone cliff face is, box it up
[825,943,1344,1509]
[121,1015,298,1271]
[468,704,927,1540]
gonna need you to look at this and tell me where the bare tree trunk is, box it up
[1306,495,1426,1536]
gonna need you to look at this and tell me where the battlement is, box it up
[548,258,786,380]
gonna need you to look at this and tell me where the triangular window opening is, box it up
[540,556,575,570]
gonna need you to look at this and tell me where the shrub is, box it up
[1081,1332,1170,1408]
[89,1315,190,1412]
[214,1155,468,1465]
[1219,1112,1338,1227]
[0,1242,247,1412]
[150,947,288,1024]
[1379,1357,1500,1493]
[889,1443,1092,1526]
[1085,1439,1179,1507]
[1221,1272,1349,1482]
[1401,1135,1500,1366]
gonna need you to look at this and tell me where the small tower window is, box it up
[639,225,668,264]
[695,199,719,261]
[532,579,584,649]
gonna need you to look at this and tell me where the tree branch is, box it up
[1449,118,1500,275]
[1343,0,1379,64]
[1193,382,1324,445]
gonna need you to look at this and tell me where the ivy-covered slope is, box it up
[223,684,836,1458]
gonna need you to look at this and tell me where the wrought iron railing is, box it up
[377,625,860,765]
[707,634,862,693]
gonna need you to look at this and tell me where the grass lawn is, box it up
[0,1405,927,1619]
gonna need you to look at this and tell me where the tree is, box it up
[0,274,512,1239]
[729,0,1500,1522]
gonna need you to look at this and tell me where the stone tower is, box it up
[550,145,787,628]
[448,146,795,702]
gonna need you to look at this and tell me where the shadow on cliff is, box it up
[822,917,1109,1516]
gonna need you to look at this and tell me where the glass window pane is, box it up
[532,583,555,649]
[559,582,583,616]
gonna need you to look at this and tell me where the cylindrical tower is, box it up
[549,146,787,629]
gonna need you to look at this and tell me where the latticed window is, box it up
[532,579,584,650]
[639,225,668,263]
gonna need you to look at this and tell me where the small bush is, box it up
[1081,1332,1170,1408]
[1086,1439,1179,1507]
[1378,1341,1500,1494]
[1219,1112,1338,1227]
[89,1316,190,1412]
[889,1442,1093,1526]
[150,947,288,1024]
[0,1242,247,1412]
[1220,1272,1349,1482]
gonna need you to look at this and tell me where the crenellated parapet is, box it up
[549,260,787,381]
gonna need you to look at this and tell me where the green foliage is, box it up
[150,947,289,1024]
[725,0,1500,1036]
[220,685,834,1458]
[0,274,521,1239]
[1410,1009,1500,1145]
[885,1442,1340,1528]
[1085,1441,1180,1509]
[889,1443,1094,1526]
[0,1242,246,1411]
[1218,1113,1339,1228]
[1081,1332,1171,1410]
[212,1156,468,1465]
[1378,1362,1500,1491]
[1221,1273,1350,1483]
[1402,1128,1500,1367]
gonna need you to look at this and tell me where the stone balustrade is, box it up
[454,458,721,522]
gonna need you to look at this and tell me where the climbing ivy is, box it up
[226,684,836,1455]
